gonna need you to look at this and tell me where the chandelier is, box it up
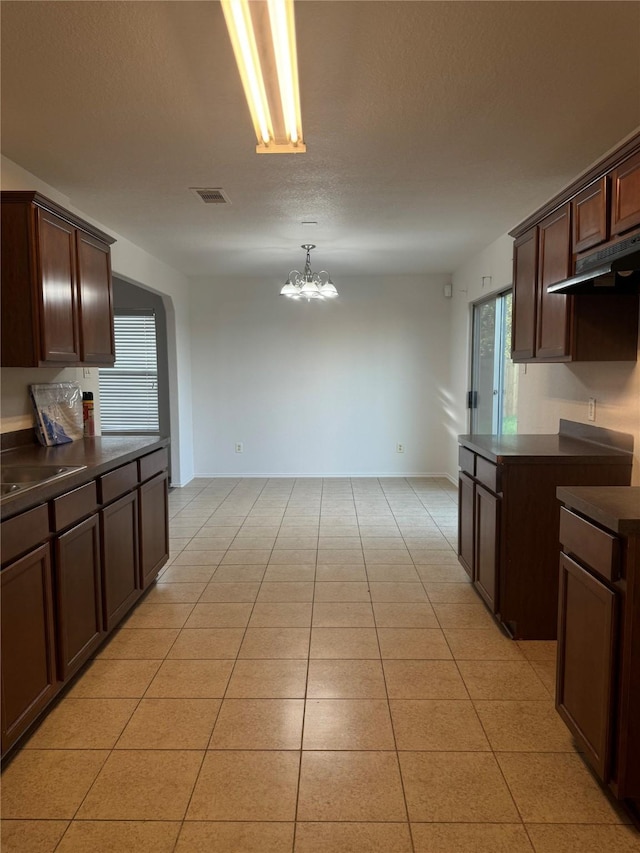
[280,244,338,301]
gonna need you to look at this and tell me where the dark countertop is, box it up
[0,435,168,520]
[556,486,640,535]
[458,433,633,465]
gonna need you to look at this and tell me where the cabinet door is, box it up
[101,491,141,632]
[35,208,80,364]
[55,515,104,680]
[536,204,571,360]
[556,553,616,782]
[474,484,499,613]
[458,472,475,579]
[512,227,538,361]
[610,150,640,236]
[77,232,115,365]
[572,178,609,254]
[1,544,58,754]
[139,471,169,590]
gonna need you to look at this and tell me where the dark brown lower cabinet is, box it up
[556,552,617,780]
[1,544,57,753]
[458,425,632,639]
[457,470,500,611]
[55,514,104,680]
[556,493,640,825]
[101,490,140,631]
[139,471,169,590]
[457,472,474,579]
[0,442,170,758]
[475,484,499,612]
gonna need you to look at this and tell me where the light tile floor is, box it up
[2,477,639,852]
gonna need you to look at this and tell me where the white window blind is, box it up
[99,313,159,433]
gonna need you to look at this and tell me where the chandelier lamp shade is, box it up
[221,0,305,154]
[280,245,339,301]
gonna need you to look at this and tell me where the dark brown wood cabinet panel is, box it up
[559,507,620,582]
[512,227,538,361]
[557,552,616,781]
[572,178,609,253]
[55,514,103,679]
[51,481,98,533]
[101,491,140,631]
[457,472,475,579]
[458,446,475,477]
[1,202,39,366]
[474,484,499,612]
[499,461,630,640]
[1,504,50,565]
[617,536,640,801]
[571,293,639,363]
[98,461,138,504]
[139,448,169,483]
[139,471,169,590]
[475,456,499,493]
[611,150,640,237]
[36,208,80,364]
[1,544,58,754]
[77,233,115,365]
[536,204,571,360]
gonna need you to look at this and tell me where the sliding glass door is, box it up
[470,291,518,435]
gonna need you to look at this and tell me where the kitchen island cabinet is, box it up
[556,486,640,826]
[458,421,633,639]
[0,435,169,756]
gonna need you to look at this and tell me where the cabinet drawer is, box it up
[475,456,499,493]
[51,481,98,532]
[138,448,168,483]
[98,462,138,504]
[559,507,620,583]
[1,504,50,565]
[458,446,475,476]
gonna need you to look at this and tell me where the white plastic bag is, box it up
[29,382,84,446]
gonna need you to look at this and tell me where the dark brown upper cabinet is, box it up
[610,150,640,237]
[510,134,640,364]
[511,227,538,361]
[572,177,609,254]
[1,192,115,368]
[536,204,572,360]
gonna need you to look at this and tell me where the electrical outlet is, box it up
[235,442,243,453]
[588,398,596,422]
[83,368,92,378]
[396,443,405,453]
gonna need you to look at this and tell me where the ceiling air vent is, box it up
[190,187,230,204]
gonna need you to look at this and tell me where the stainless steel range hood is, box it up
[548,231,640,294]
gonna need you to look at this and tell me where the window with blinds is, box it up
[99,312,160,433]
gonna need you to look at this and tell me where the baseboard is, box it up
[183,472,455,481]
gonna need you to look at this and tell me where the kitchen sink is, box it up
[0,464,86,497]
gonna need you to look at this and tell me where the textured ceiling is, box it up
[1,1,639,280]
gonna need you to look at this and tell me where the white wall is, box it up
[449,234,640,484]
[0,156,195,486]
[190,274,452,477]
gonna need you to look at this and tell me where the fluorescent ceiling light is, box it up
[221,0,306,154]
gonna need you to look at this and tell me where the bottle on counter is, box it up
[82,391,95,437]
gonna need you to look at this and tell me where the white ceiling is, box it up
[1,1,639,281]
